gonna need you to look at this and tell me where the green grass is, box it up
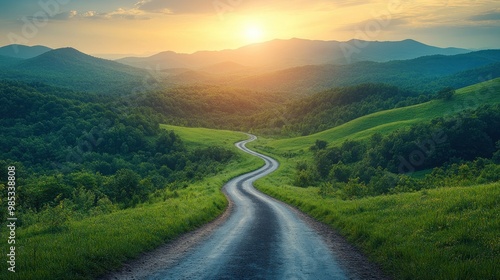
[256,182,500,280]
[249,78,500,279]
[161,124,249,149]
[0,126,262,280]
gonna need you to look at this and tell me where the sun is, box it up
[244,24,265,44]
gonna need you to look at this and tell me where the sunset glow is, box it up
[0,1,499,56]
[244,24,265,44]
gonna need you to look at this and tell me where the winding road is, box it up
[104,134,387,280]
[146,135,349,279]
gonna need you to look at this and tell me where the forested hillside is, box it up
[136,85,287,129]
[251,79,500,200]
[247,84,437,136]
[0,81,236,224]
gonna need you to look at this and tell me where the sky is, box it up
[0,0,499,57]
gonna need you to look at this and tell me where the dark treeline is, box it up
[296,105,500,199]
[0,81,235,226]
[136,84,287,130]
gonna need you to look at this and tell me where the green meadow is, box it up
[256,182,500,280]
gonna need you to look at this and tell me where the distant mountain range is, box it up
[231,50,500,93]
[0,44,52,59]
[0,47,147,93]
[0,40,498,95]
[117,38,470,71]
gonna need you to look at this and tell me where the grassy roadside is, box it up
[255,181,500,279]
[1,126,263,280]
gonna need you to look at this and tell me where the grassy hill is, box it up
[257,77,500,153]
[249,78,500,279]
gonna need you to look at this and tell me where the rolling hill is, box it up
[257,78,500,153]
[0,42,487,96]
[0,44,52,59]
[0,47,149,93]
[0,54,23,66]
[233,50,500,94]
[117,38,469,71]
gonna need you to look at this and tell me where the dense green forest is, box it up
[0,81,236,228]
[294,105,500,199]
[136,85,287,130]
[134,83,443,137]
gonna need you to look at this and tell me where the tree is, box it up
[437,87,455,100]
[108,169,141,206]
[311,140,328,151]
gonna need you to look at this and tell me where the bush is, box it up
[342,178,371,200]
[310,140,328,151]
[39,201,70,232]
[294,169,317,188]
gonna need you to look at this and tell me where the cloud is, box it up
[133,0,327,15]
[49,8,150,21]
[330,0,375,8]
[469,10,500,22]
[23,10,77,22]
[135,0,213,14]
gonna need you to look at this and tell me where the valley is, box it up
[0,37,499,280]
